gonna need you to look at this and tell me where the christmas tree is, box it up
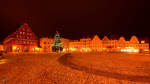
[52,31,63,52]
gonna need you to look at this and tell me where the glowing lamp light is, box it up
[144,49,149,52]
[80,48,91,52]
[63,49,66,52]
[35,47,40,52]
[133,49,139,52]
[103,48,106,50]
[141,41,145,44]
[12,46,17,50]
[121,47,139,53]
[117,47,120,48]
[69,48,77,51]
[120,49,123,52]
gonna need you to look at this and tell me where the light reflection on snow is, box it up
[0,59,8,64]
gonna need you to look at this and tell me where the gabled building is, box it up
[3,23,38,52]
[102,36,110,49]
[90,35,102,51]
[118,36,127,48]
[68,35,149,53]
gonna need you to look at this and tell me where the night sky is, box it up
[0,0,150,42]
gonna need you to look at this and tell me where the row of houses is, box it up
[1,23,38,52]
[0,23,149,53]
[40,35,149,53]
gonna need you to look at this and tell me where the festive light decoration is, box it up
[52,31,63,52]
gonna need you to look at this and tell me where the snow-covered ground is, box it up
[0,52,150,84]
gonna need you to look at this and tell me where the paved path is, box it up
[58,53,150,83]
[0,59,8,64]
[0,53,150,84]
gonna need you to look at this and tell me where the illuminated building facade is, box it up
[69,35,103,52]
[3,23,38,52]
[40,38,70,52]
[69,35,149,53]
[40,38,53,52]
[18,34,149,53]
[2,23,149,53]
[118,36,149,52]
[61,38,70,52]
